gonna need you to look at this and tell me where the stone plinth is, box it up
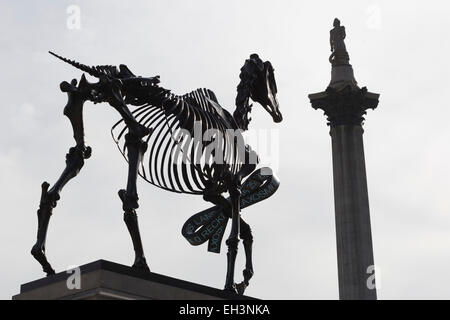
[13,260,255,300]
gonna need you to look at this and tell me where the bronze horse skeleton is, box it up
[31,52,282,294]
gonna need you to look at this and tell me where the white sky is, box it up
[1,0,450,299]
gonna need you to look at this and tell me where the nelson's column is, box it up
[308,19,379,300]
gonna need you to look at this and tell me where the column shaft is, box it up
[330,124,376,300]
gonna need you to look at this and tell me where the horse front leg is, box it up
[118,132,150,272]
[235,218,254,295]
[203,192,253,295]
[31,78,91,276]
[104,81,151,272]
[233,145,258,294]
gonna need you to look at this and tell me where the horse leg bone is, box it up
[235,218,254,295]
[224,182,241,293]
[31,182,57,276]
[31,78,91,276]
[118,132,150,272]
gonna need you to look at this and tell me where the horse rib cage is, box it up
[111,88,245,195]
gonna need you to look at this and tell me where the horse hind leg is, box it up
[31,145,90,276]
[31,78,91,276]
[31,182,58,276]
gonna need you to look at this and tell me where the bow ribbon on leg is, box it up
[181,168,280,253]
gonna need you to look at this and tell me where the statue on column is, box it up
[328,18,358,90]
[329,18,350,66]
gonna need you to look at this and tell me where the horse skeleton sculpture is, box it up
[32,52,282,294]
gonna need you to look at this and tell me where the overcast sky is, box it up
[1,0,449,299]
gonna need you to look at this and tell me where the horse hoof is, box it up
[45,268,56,277]
[224,284,238,294]
[132,258,150,273]
[235,282,247,295]
[31,245,55,276]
